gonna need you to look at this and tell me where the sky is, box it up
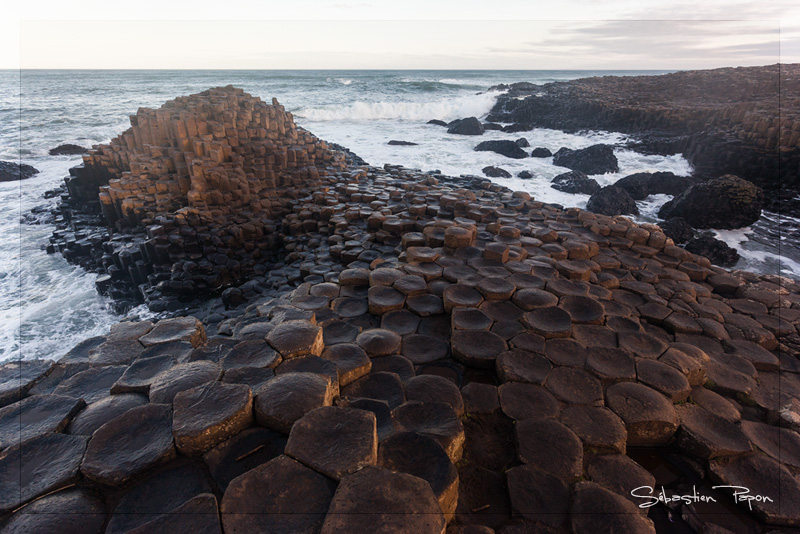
[1,0,798,70]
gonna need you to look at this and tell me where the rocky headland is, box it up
[2,85,800,533]
[487,64,799,212]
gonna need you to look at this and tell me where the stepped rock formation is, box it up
[12,87,800,533]
[488,64,799,206]
[56,86,346,309]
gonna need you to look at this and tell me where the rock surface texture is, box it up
[7,85,800,534]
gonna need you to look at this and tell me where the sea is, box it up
[1,69,797,363]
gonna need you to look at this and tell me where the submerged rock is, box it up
[474,140,528,159]
[388,140,418,146]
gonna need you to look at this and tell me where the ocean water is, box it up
[0,69,796,363]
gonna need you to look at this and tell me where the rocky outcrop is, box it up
[0,161,38,182]
[482,166,511,178]
[388,140,418,146]
[552,144,618,175]
[49,86,347,311]
[551,170,601,195]
[659,217,695,244]
[474,140,528,159]
[615,172,694,200]
[447,117,484,135]
[487,64,799,205]
[586,185,639,216]
[49,144,88,155]
[531,147,552,158]
[658,175,763,229]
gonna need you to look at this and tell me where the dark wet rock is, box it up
[552,144,618,174]
[531,147,552,158]
[81,403,175,486]
[0,394,85,448]
[148,360,222,404]
[221,286,246,309]
[658,174,763,229]
[222,340,281,371]
[323,469,447,534]
[676,404,751,460]
[587,454,656,512]
[606,382,678,445]
[521,306,572,338]
[587,185,640,216]
[496,349,552,384]
[323,319,361,344]
[560,405,627,454]
[126,493,221,534]
[321,343,371,386]
[0,433,87,514]
[636,359,691,401]
[341,371,406,408]
[659,217,695,244]
[560,295,605,324]
[506,464,570,529]
[517,170,533,178]
[448,117,485,135]
[388,140,419,146]
[378,431,458,519]
[461,382,500,415]
[254,372,334,434]
[105,462,213,534]
[475,140,528,159]
[498,382,559,420]
[221,455,336,534]
[484,122,504,130]
[59,336,106,363]
[356,328,402,356]
[515,419,583,481]
[286,406,377,480]
[111,354,175,394]
[49,143,88,155]
[0,486,105,534]
[571,481,656,534]
[276,355,339,395]
[402,333,449,364]
[685,234,740,267]
[514,137,530,147]
[139,316,206,347]
[451,329,508,368]
[550,170,601,195]
[173,381,253,456]
[543,338,586,367]
[68,393,148,436]
[0,359,55,407]
[0,160,39,182]
[88,339,145,366]
[455,465,511,528]
[406,374,464,415]
[545,366,604,406]
[393,401,464,462]
[740,420,800,468]
[267,320,324,359]
[709,453,800,525]
[203,426,287,491]
[482,165,512,178]
[428,119,448,126]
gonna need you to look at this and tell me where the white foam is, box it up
[296,91,499,122]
